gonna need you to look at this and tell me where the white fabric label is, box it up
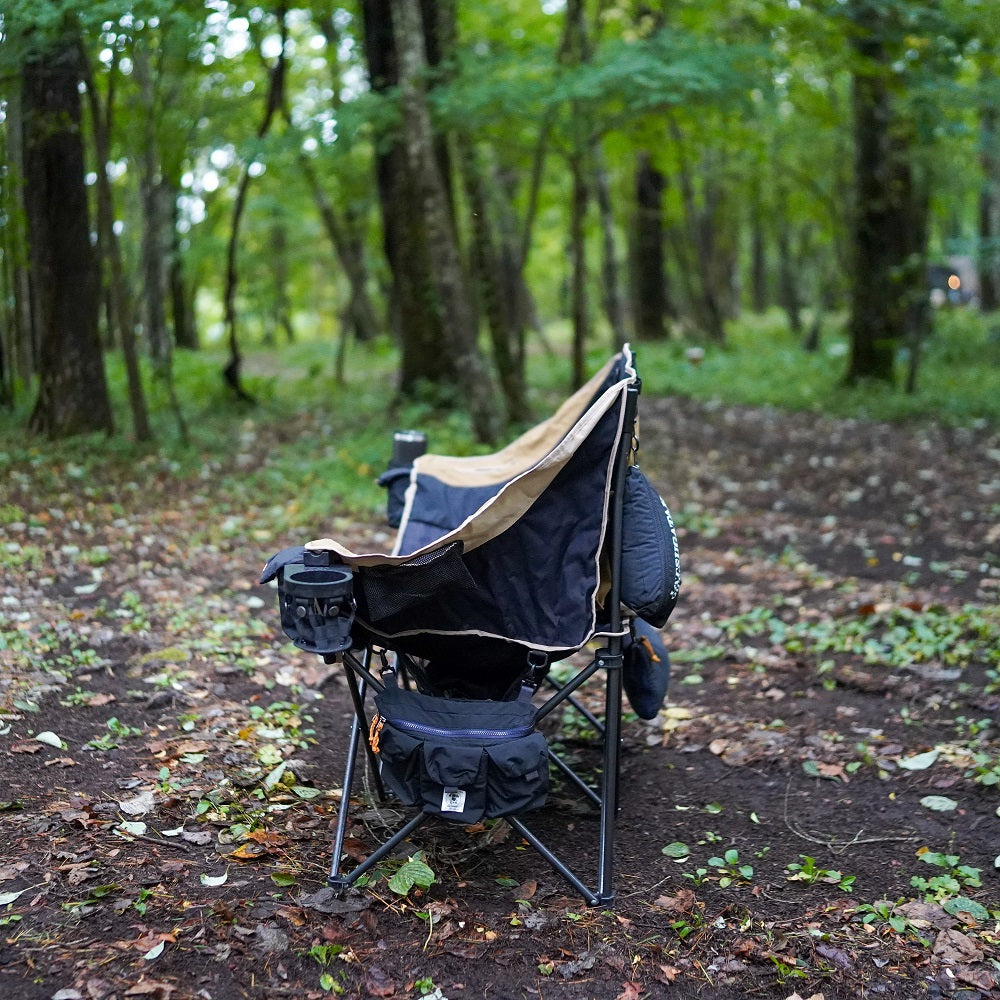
[441,787,466,813]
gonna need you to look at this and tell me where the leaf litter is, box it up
[0,397,997,998]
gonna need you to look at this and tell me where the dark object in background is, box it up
[378,430,428,527]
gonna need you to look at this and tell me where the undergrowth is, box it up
[1,311,997,525]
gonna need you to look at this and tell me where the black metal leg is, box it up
[596,654,623,906]
[329,811,430,892]
[328,709,363,884]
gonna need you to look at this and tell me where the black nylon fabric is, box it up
[353,398,622,655]
[397,479,501,555]
[373,684,548,823]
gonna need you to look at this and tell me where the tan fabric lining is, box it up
[306,349,636,570]
[411,354,620,489]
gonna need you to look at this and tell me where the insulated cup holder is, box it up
[278,563,355,655]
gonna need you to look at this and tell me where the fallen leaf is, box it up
[200,872,228,887]
[34,731,66,749]
[363,967,395,998]
[897,900,953,931]
[898,749,939,770]
[124,979,176,998]
[615,982,642,1000]
[119,790,155,816]
[919,795,958,812]
[656,965,680,983]
[653,888,697,913]
[228,843,267,861]
[933,928,983,964]
[516,879,537,900]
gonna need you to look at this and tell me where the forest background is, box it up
[2,5,1000,998]
[1,0,1000,447]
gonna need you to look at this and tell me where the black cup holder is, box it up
[278,563,355,655]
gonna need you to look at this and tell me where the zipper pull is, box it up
[640,635,661,663]
[369,714,385,754]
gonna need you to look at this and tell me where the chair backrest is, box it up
[304,347,639,680]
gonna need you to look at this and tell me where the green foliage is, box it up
[784,855,856,893]
[638,310,1000,427]
[387,851,437,896]
[719,603,1000,671]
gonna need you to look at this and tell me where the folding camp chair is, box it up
[260,345,679,906]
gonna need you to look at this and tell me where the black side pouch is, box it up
[370,682,548,824]
[620,466,681,628]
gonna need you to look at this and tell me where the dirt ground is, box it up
[1,394,998,1000]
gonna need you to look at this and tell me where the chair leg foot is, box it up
[327,875,350,896]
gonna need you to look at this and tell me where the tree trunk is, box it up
[979,64,1000,312]
[132,47,170,366]
[389,0,499,442]
[569,151,590,388]
[81,42,152,441]
[361,0,459,387]
[632,151,670,341]
[0,86,32,407]
[456,134,529,423]
[592,141,627,349]
[312,9,384,345]
[22,34,113,438]
[297,151,382,344]
[168,176,198,351]
[844,0,921,386]
[776,222,802,336]
[668,118,727,343]
[749,180,768,314]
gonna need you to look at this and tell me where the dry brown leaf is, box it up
[933,929,983,964]
[615,982,642,1000]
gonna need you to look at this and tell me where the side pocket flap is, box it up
[422,741,485,786]
[485,734,548,780]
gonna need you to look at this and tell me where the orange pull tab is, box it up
[368,715,385,754]
[640,636,661,663]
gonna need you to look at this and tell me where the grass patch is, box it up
[1,310,996,523]
[636,308,1000,426]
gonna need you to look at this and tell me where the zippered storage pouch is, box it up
[370,681,548,824]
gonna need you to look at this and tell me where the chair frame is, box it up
[318,380,641,907]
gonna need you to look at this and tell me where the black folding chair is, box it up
[261,346,678,906]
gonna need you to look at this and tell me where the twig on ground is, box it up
[782,777,916,855]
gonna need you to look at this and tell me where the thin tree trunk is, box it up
[168,177,198,350]
[296,151,382,344]
[81,42,152,441]
[846,56,897,386]
[632,151,669,341]
[592,141,627,349]
[312,9,383,346]
[565,0,591,386]
[569,152,590,388]
[979,64,1000,312]
[668,117,726,343]
[776,222,802,336]
[749,180,768,314]
[456,133,528,422]
[222,5,289,405]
